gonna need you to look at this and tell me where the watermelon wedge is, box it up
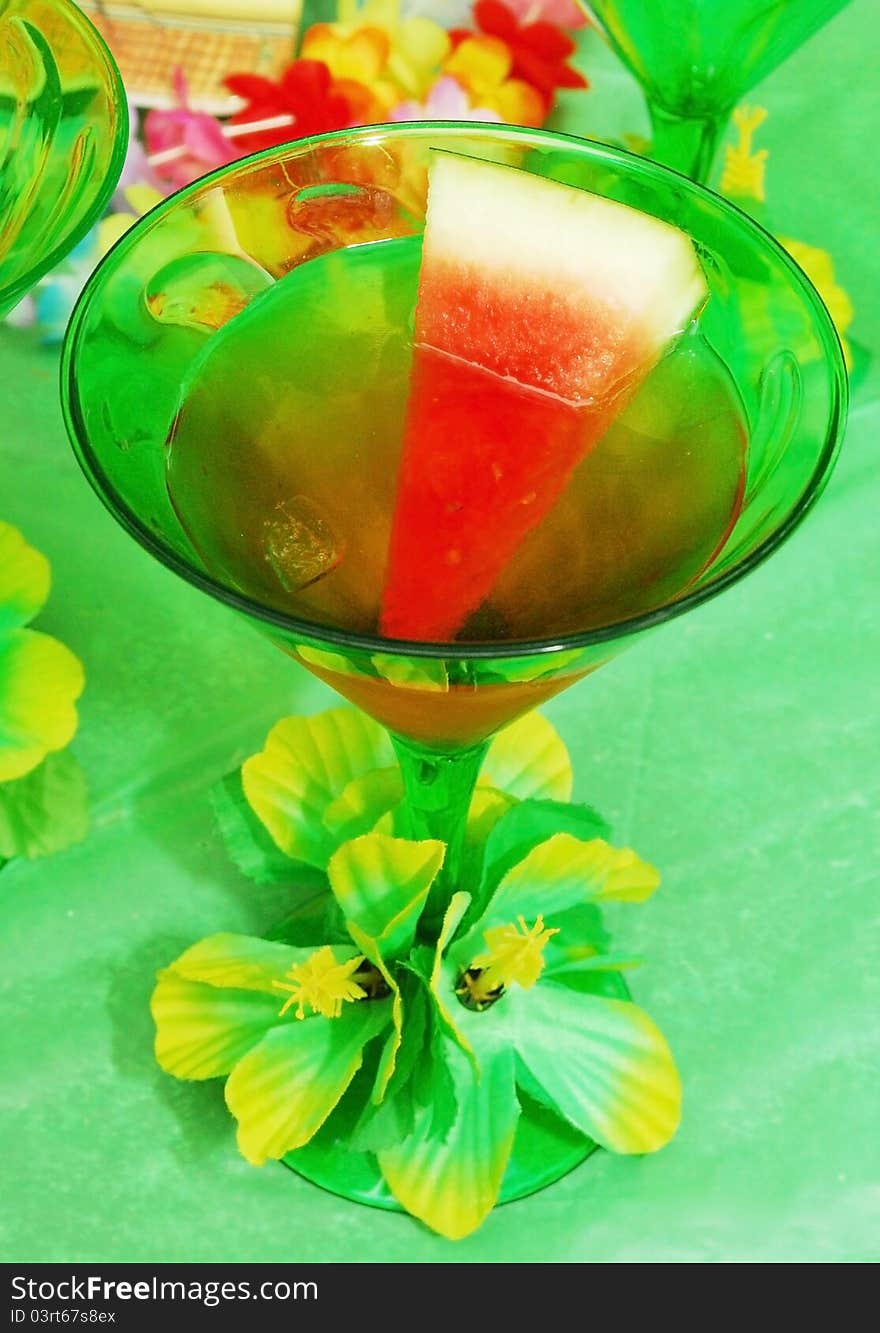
[379,151,708,643]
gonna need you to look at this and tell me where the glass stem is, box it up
[391,735,489,928]
[647,102,730,184]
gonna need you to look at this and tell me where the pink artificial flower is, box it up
[144,70,237,191]
[390,74,502,122]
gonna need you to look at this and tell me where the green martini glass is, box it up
[582,0,850,182]
[60,122,846,1207]
[0,0,128,318]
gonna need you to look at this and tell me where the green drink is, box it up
[166,235,746,648]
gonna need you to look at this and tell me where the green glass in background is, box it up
[0,0,128,318]
[582,0,851,181]
[61,122,847,979]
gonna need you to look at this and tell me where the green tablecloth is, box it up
[2,3,878,1263]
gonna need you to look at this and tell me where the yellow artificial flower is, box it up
[96,185,166,255]
[332,0,450,99]
[444,35,545,127]
[779,238,854,370]
[720,105,769,203]
[0,523,84,783]
[301,23,395,106]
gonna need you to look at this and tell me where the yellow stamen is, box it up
[471,914,559,996]
[273,947,366,1020]
[720,104,769,202]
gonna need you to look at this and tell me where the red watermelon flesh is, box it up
[380,152,708,643]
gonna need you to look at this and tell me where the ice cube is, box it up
[145,253,271,331]
[263,496,344,593]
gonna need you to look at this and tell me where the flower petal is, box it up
[482,710,572,801]
[0,522,49,633]
[378,1037,518,1240]
[327,832,444,959]
[165,932,321,994]
[151,972,282,1080]
[241,707,394,868]
[483,794,608,892]
[0,629,84,782]
[428,891,478,1061]
[470,833,659,944]
[225,998,392,1163]
[505,981,681,1153]
[324,766,404,843]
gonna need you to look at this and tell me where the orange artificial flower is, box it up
[301,24,398,116]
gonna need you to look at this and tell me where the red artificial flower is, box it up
[453,0,587,108]
[225,60,354,152]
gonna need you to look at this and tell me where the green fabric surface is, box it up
[1,3,878,1263]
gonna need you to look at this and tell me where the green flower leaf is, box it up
[0,522,50,634]
[225,998,392,1164]
[151,972,283,1081]
[410,996,459,1143]
[351,974,429,1152]
[482,711,573,802]
[428,891,475,1060]
[241,707,394,869]
[378,1037,519,1241]
[536,901,611,964]
[346,919,403,1103]
[266,889,349,949]
[211,771,306,885]
[0,629,85,782]
[543,947,642,984]
[456,784,516,893]
[0,750,88,860]
[502,980,681,1155]
[355,972,460,1151]
[327,833,445,961]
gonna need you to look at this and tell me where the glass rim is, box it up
[60,120,849,662]
[0,0,130,313]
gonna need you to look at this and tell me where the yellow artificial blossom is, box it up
[332,0,450,98]
[274,946,367,1019]
[444,36,545,127]
[96,185,165,255]
[471,914,559,995]
[302,23,392,87]
[720,105,769,203]
[779,237,854,370]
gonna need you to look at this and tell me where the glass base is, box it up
[284,1096,598,1212]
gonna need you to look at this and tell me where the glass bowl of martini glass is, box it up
[582,0,850,181]
[61,122,846,1203]
[0,0,128,317]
